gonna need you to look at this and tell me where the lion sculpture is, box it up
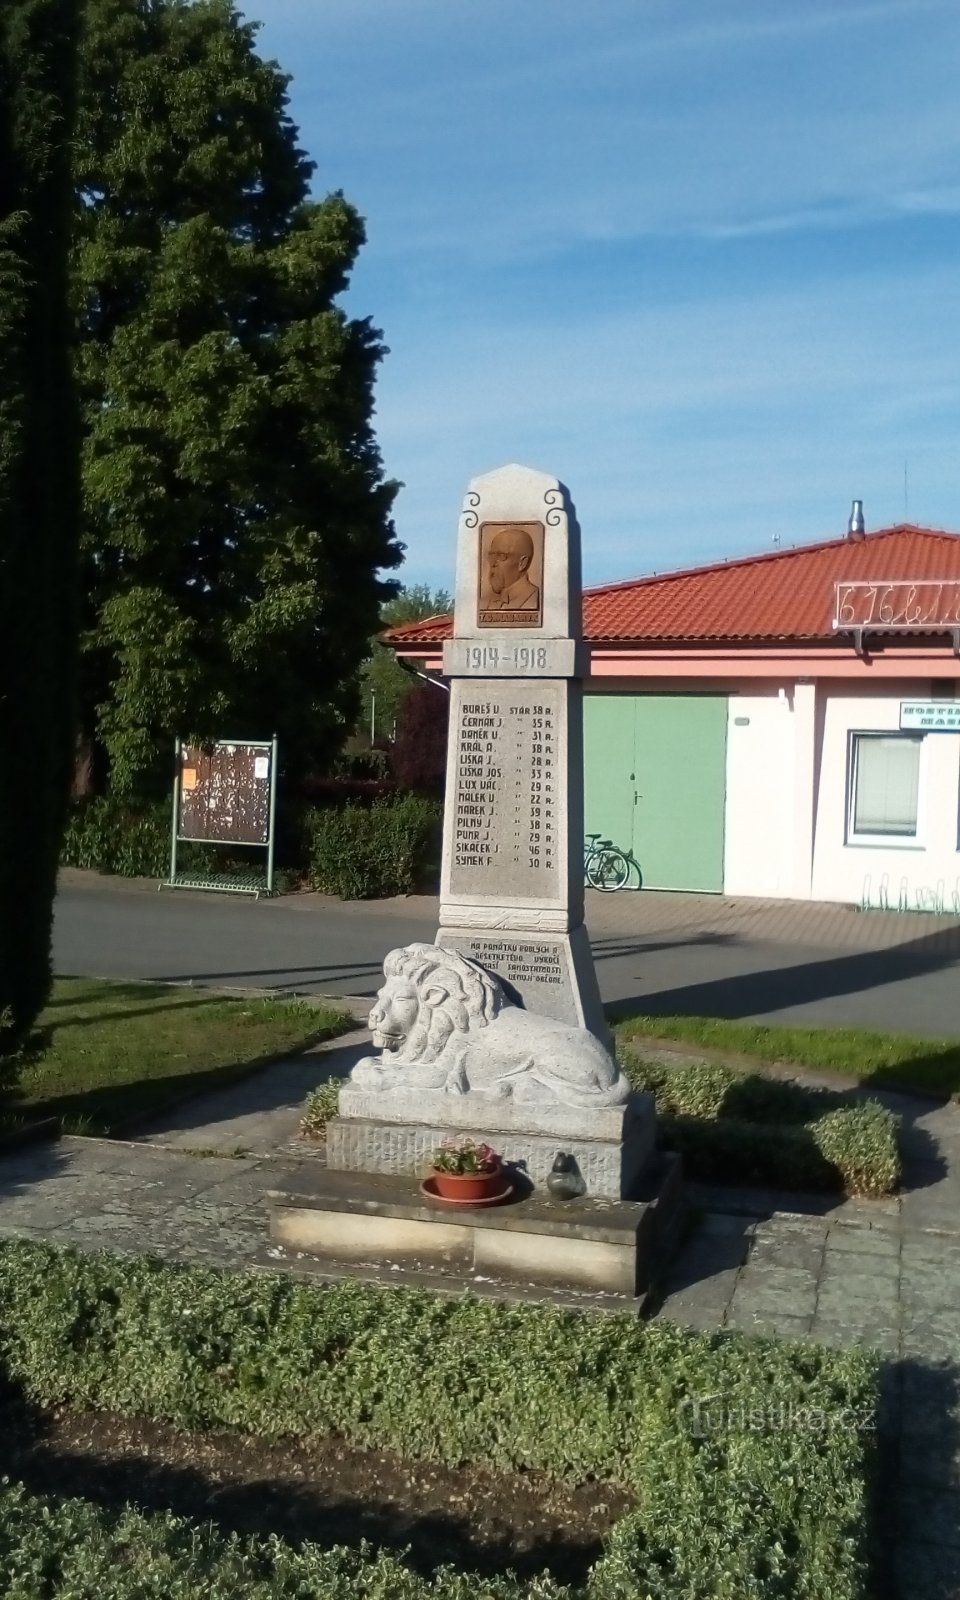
[349,943,629,1109]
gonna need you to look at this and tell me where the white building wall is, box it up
[811,685,960,909]
[724,689,797,898]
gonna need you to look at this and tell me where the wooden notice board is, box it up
[178,742,273,846]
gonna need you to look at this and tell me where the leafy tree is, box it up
[0,0,81,1045]
[391,680,449,796]
[74,0,401,799]
[381,584,452,628]
[358,584,452,740]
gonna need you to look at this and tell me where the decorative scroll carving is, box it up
[461,489,482,530]
[543,487,564,527]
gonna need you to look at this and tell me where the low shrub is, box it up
[61,796,168,878]
[0,1241,878,1599]
[621,1054,901,1196]
[307,794,441,898]
[0,1480,547,1599]
[299,1079,342,1139]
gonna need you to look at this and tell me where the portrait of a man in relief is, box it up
[477,521,544,627]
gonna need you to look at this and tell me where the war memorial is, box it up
[269,465,681,1298]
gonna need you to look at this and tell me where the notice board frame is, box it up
[162,735,278,897]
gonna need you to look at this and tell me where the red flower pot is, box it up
[430,1164,504,1202]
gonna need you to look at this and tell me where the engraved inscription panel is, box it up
[449,678,563,901]
[439,931,581,1028]
[477,521,544,628]
[463,937,564,991]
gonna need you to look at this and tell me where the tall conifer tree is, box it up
[0,0,81,1045]
[74,0,402,799]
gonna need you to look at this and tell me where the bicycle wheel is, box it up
[588,847,629,891]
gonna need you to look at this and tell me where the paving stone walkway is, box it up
[1,1032,960,1597]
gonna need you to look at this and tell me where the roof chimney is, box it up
[847,499,865,540]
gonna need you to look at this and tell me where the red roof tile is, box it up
[384,525,960,647]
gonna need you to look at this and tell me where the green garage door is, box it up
[583,695,727,892]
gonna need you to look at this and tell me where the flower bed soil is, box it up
[1,1394,631,1584]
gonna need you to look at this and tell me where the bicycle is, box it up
[583,833,642,892]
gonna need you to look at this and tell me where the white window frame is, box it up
[846,731,925,849]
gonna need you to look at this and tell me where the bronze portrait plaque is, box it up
[477,520,544,628]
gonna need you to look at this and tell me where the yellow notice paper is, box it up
[181,768,198,791]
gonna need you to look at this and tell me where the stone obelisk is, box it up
[436,463,607,1042]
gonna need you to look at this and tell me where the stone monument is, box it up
[434,464,605,1039]
[326,464,657,1200]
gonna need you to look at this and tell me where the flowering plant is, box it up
[430,1136,500,1175]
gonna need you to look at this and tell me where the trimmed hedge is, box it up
[621,1055,901,1196]
[0,1480,545,1599]
[0,1240,878,1599]
[307,794,441,898]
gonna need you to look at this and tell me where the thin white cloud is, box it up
[236,0,960,584]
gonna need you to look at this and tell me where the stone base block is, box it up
[336,1085,649,1143]
[268,1154,683,1300]
[326,1092,655,1201]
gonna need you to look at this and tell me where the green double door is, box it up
[583,694,728,892]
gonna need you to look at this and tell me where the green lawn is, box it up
[4,979,351,1135]
[614,1012,960,1096]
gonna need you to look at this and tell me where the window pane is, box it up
[853,735,920,836]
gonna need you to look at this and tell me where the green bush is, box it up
[0,1241,878,1599]
[307,795,441,898]
[61,796,168,877]
[299,1079,342,1139]
[0,1480,548,1600]
[622,1054,901,1196]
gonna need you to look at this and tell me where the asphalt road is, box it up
[53,876,960,1038]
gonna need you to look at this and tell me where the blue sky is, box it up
[244,0,960,590]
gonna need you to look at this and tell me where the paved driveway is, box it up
[54,872,960,1037]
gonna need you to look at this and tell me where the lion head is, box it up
[367,943,504,1064]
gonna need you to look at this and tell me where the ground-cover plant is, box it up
[0,1480,555,1599]
[300,1079,342,1139]
[614,1011,960,1097]
[6,979,351,1135]
[308,794,441,898]
[0,1240,879,1599]
[620,1053,901,1196]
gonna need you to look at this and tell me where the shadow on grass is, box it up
[28,994,232,1047]
[0,1374,619,1585]
[607,927,960,1093]
[11,1023,356,1139]
[41,981,203,1010]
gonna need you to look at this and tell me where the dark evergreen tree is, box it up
[73,0,402,799]
[0,0,81,1045]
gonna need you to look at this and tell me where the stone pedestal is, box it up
[326,1089,656,1202]
[268,1153,684,1301]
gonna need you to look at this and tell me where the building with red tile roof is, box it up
[385,519,960,908]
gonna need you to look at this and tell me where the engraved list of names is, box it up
[449,678,564,901]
